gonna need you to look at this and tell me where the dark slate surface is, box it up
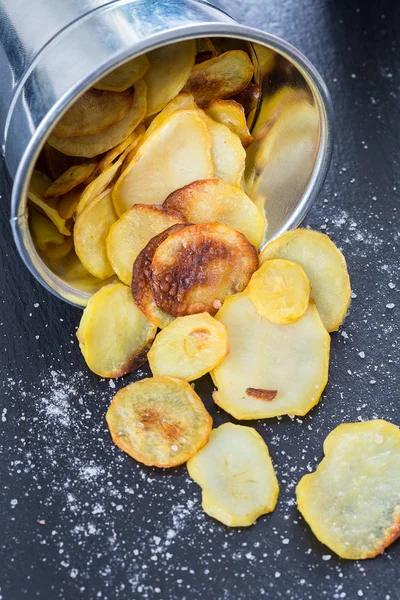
[1,1,399,598]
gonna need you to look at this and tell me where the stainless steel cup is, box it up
[0,0,333,306]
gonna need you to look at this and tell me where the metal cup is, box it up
[0,0,333,306]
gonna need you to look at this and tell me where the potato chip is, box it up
[252,87,309,141]
[296,420,400,559]
[57,186,83,220]
[205,99,254,147]
[143,40,196,116]
[47,80,146,157]
[141,92,197,143]
[163,178,265,247]
[77,282,156,377]
[52,88,133,138]
[231,82,261,115]
[74,189,117,279]
[43,162,97,199]
[148,313,228,381]
[29,207,65,250]
[150,223,258,317]
[196,38,218,61]
[28,171,71,236]
[212,293,330,419]
[112,109,213,215]
[74,154,124,218]
[183,50,254,108]
[131,224,189,329]
[42,236,74,260]
[106,204,185,286]
[94,131,138,175]
[187,423,279,527]
[93,54,149,92]
[260,229,351,332]
[106,376,212,467]
[248,259,310,323]
[42,144,86,179]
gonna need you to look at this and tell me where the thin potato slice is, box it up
[74,189,117,279]
[231,82,261,116]
[296,420,400,560]
[143,40,196,116]
[106,376,212,467]
[42,144,85,179]
[52,88,133,138]
[94,131,138,175]
[74,153,124,218]
[163,178,265,247]
[131,224,189,329]
[112,109,213,215]
[47,79,146,157]
[187,423,279,527]
[44,162,97,199]
[148,313,228,381]
[106,204,185,285]
[77,282,156,377]
[260,229,351,332]
[201,113,245,187]
[29,207,65,250]
[212,293,330,419]
[248,258,310,323]
[43,236,74,260]
[93,54,149,92]
[28,171,71,235]
[141,92,197,143]
[150,223,258,317]
[205,99,254,147]
[184,50,254,108]
[57,186,84,220]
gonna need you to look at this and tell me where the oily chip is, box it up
[296,420,400,559]
[44,162,97,199]
[148,313,229,381]
[205,99,254,147]
[260,229,351,332]
[106,376,212,467]
[28,171,71,236]
[77,282,156,377]
[93,54,150,92]
[150,223,259,317]
[187,423,279,527]
[212,293,330,419]
[57,186,84,220]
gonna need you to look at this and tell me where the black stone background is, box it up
[0,0,399,598]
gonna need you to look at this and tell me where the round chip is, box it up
[212,293,330,419]
[52,88,133,138]
[131,224,189,329]
[43,162,97,199]
[149,223,258,317]
[148,313,229,381]
[93,54,149,92]
[77,283,156,377]
[163,178,266,247]
[205,99,254,147]
[260,229,351,332]
[247,259,310,323]
[106,376,212,467]
[187,423,279,527]
[106,204,185,285]
[57,186,84,220]
[296,420,400,560]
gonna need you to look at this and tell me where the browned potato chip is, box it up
[106,204,185,285]
[47,80,146,158]
[105,376,212,467]
[150,222,259,317]
[52,88,133,138]
[205,99,253,147]
[131,224,189,328]
[93,54,149,92]
[183,50,254,108]
[42,144,87,179]
[43,162,97,199]
[231,82,261,116]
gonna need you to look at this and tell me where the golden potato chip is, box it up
[57,186,84,220]
[52,88,133,138]
[42,236,74,260]
[163,178,265,247]
[93,54,149,92]
[187,423,279,527]
[29,207,65,250]
[42,144,86,179]
[74,189,117,279]
[77,282,156,377]
[131,224,189,329]
[106,204,185,286]
[112,109,213,215]
[212,293,330,419]
[252,86,309,140]
[260,229,351,332]
[143,40,196,116]
[148,313,228,381]
[183,50,254,108]
[141,92,197,143]
[205,99,253,147]
[248,258,310,323]
[43,162,97,199]
[28,170,71,236]
[296,420,400,560]
[231,82,261,115]
[196,37,218,61]
[94,131,138,175]
[150,223,258,317]
[47,79,146,157]
[106,376,212,467]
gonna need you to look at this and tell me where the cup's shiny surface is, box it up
[0,0,333,306]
